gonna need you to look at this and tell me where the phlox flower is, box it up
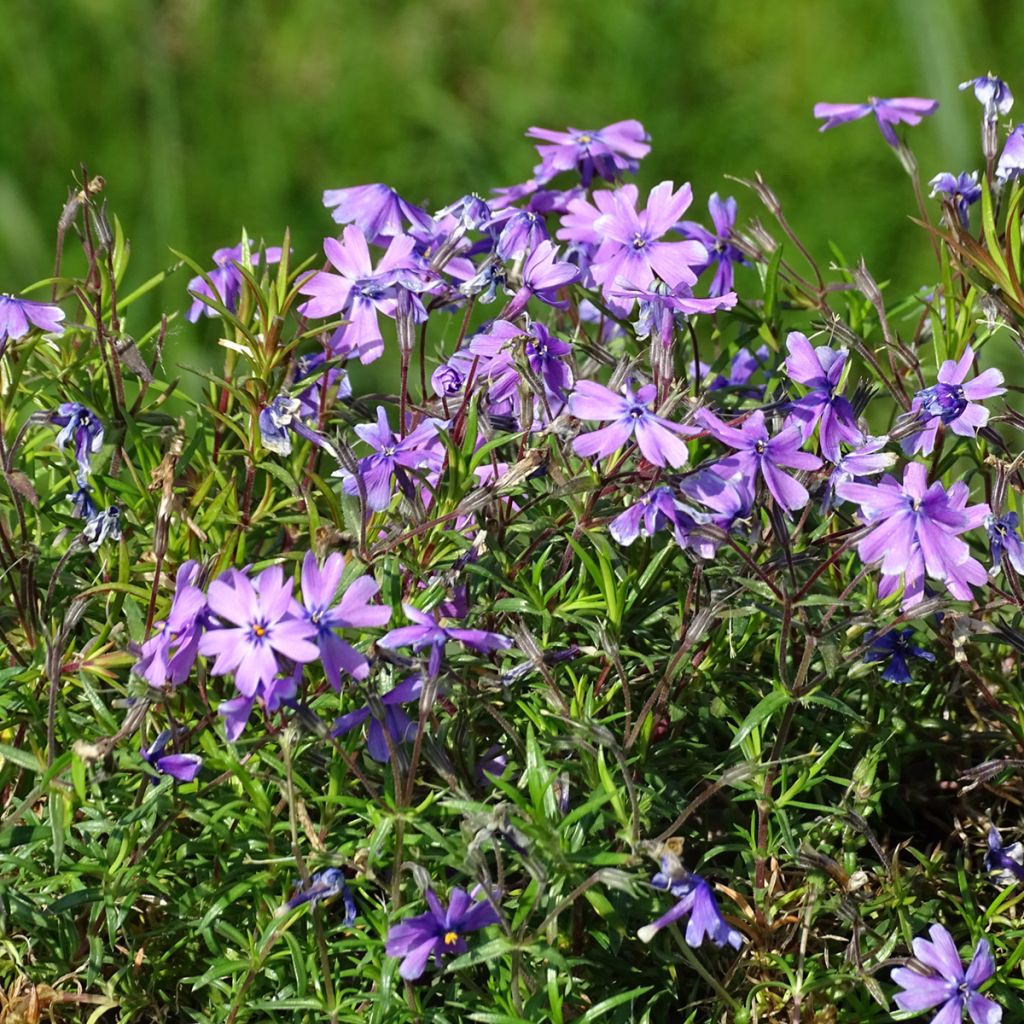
[140,730,202,783]
[331,674,422,762]
[863,627,935,684]
[960,75,1013,121]
[985,512,1024,576]
[996,125,1024,183]
[186,243,282,322]
[638,859,743,950]
[985,826,1024,887]
[50,402,104,481]
[526,120,650,186]
[501,240,581,319]
[322,183,431,242]
[903,346,1004,456]
[385,887,500,981]
[929,172,982,230]
[570,380,697,468]
[891,923,1000,1024]
[134,561,207,689]
[813,96,938,147]
[0,294,65,356]
[677,192,747,297]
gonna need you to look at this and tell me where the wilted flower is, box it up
[50,402,104,480]
[385,887,501,981]
[929,172,982,230]
[285,867,357,923]
[813,96,939,147]
[985,512,1024,576]
[863,627,936,684]
[891,923,1000,1024]
[960,75,1013,121]
[331,674,422,762]
[82,505,121,550]
[985,826,1024,886]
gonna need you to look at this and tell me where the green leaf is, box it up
[729,689,791,749]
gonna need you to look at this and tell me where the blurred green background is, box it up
[1,0,1021,362]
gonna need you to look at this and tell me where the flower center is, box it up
[754,439,767,454]
[629,405,645,420]
[382,445,396,457]
[443,930,459,946]
[576,133,593,144]
[250,621,270,642]
[919,382,967,423]
[632,233,648,250]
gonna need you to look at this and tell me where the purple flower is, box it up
[985,826,1024,886]
[837,461,989,607]
[134,561,207,689]
[501,240,581,319]
[929,172,982,230]
[708,344,770,395]
[570,380,697,468]
[996,125,1024,183]
[322,183,432,242]
[82,505,121,550]
[50,402,104,480]
[385,887,500,981]
[698,409,823,513]
[590,182,708,302]
[526,120,650,186]
[338,407,446,512]
[331,674,422,762]
[198,566,319,698]
[609,281,737,346]
[960,75,1013,120]
[186,243,283,322]
[782,331,863,462]
[258,395,337,458]
[298,551,390,689]
[813,96,939,147]
[638,860,742,950]
[823,436,895,513]
[294,351,351,420]
[985,512,1024,576]
[609,487,719,557]
[286,867,357,923]
[903,346,1005,456]
[495,209,549,261]
[69,484,98,521]
[678,193,747,297]
[379,603,512,678]
[297,227,432,364]
[525,322,573,402]
[891,924,1000,1024]
[0,294,65,356]
[141,730,202,783]
[863,627,936,684]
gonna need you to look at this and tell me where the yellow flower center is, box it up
[253,624,266,637]
[443,930,459,946]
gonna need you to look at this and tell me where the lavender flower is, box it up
[782,331,863,462]
[525,322,573,402]
[379,603,512,678]
[331,674,422,762]
[298,551,391,689]
[813,96,939,147]
[590,182,708,301]
[322,183,431,242]
[501,240,581,320]
[707,344,770,395]
[570,380,697,468]
[638,859,742,950]
[338,407,446,512]
[198,566,319,698]
[385,887,500,981]
[891,924,1000,1024]
[0,294,65,357]
[698,409,823,513]
[985,512,1024,576]
[285,868,357,923]
[985,826,1024,886]
[134,561,207,689]
[678,193,747,297]
[863,627,935,684]
[822,436,895,513]
[294,351,351,420]
[960,75,1013,121]
[837,461,989,607]
[929,172,982,230]
[610,281,737,346]
[186,243,282,322]
[494,209,549,261]
[526,120,650,186]
[258,395,338,458]
[903,346,1004,456]
[141,730,202,783]
[996,125,1024,183]
[82,505,121,550]
[50,402,104,480]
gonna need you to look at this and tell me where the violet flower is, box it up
[525,322,573,402]
[186,243,282,322]
[610,281,736,346]
[638,859,742,950]
[891,924,1000,1024]
[570,380,697,468]
[297,226,432,364]
[985,826,1024,886]
[322,183,432,242]
[385,887,500,981]
[996,125,1024,183]
[501,240,581,319]
[929,172,982,230]
[198,566,319,698]
[590,182,709,301]
[960,75,1013,121]
[285,868,357,923]
[836,461,989,607]
[708,344,770,395]
[82,505,121,551]
[813,96,939,147]
[134,560,207,689]
[526,120,650,186]
[495,209,549,261]
[678,193,747,297]
[782,331,863,462]
[379,603,512,678]
[822,436,895,513]
[141,730,202,783]
[609,487,718,557]
[337,407,446,512]
[258,395,338,458]
[698,409,823,513]
[0,294,65,357]
[903,346,1004,456]
[331,674,422,762]
[985,512,1024,576]
[863,627,935,684]
[51,402,104,481]
[294,351,352,420]
[298,551,391,689]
